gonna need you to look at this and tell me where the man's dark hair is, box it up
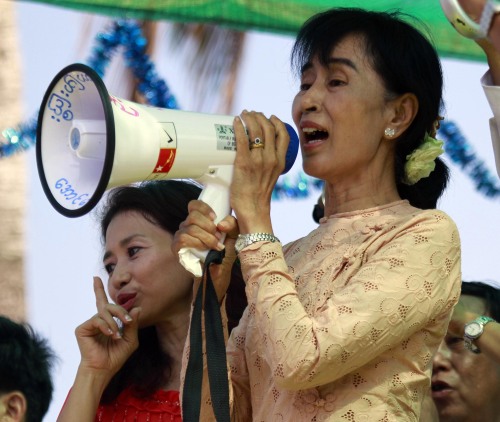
[0,315,56,422]
[462,281,500,321]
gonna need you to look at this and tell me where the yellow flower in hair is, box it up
[403,134,444,185]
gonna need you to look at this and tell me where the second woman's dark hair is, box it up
[99,179,202,242]
[291,7,449,209]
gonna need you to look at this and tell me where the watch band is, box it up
[480,0,500,38]
[235,232,280,254]
[464,315,495,353]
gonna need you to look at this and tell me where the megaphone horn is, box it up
[36,63,299,276]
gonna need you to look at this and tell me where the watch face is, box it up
[465,322,482,337]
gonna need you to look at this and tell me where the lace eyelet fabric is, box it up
[225,200,461,421]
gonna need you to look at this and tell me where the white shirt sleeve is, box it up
[481,70,500,177]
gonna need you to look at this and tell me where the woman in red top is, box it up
[57,180,242,421]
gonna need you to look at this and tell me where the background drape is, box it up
[21,0,486,61]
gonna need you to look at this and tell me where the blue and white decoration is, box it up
[1,19,499,200]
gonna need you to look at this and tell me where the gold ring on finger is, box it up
[249,137,265,149]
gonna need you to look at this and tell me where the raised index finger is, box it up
[93,276,110,312]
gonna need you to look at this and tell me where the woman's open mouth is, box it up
[303,127,329,144]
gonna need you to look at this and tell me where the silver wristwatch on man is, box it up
[234,233,280,254]
[464,315,495,353]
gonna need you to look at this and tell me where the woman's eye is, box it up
[104,263,115,275]
[299,83,311,91]
[329,79,345,87]
[128,246,141,257]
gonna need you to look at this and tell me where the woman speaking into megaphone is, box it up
[174,8,461,421]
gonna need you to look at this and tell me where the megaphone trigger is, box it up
[36,63,300,277]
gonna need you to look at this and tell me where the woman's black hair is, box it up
[291,7,449,209]
[98,179,201,402]
[99,179,202,244]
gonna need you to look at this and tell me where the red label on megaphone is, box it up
[153,149,176,174]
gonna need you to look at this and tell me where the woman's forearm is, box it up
[56,366,110,422]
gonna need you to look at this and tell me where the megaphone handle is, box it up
[178,165,233,277]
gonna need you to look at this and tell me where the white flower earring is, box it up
[384,127,396,138]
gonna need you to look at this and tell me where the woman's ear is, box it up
[384,93,419,139]
[0,391,27,422]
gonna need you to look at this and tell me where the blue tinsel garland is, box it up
[87,20,179,109]
[0,20,179,160]
[439,121,500,198]
[1,19,499,201]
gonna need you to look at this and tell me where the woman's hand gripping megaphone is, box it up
[177,115,299,277]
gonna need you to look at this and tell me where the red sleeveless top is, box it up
[95,388,181,421]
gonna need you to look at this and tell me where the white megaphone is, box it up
[36,63,299,276]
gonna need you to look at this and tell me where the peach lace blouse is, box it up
[222,200,461,422]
